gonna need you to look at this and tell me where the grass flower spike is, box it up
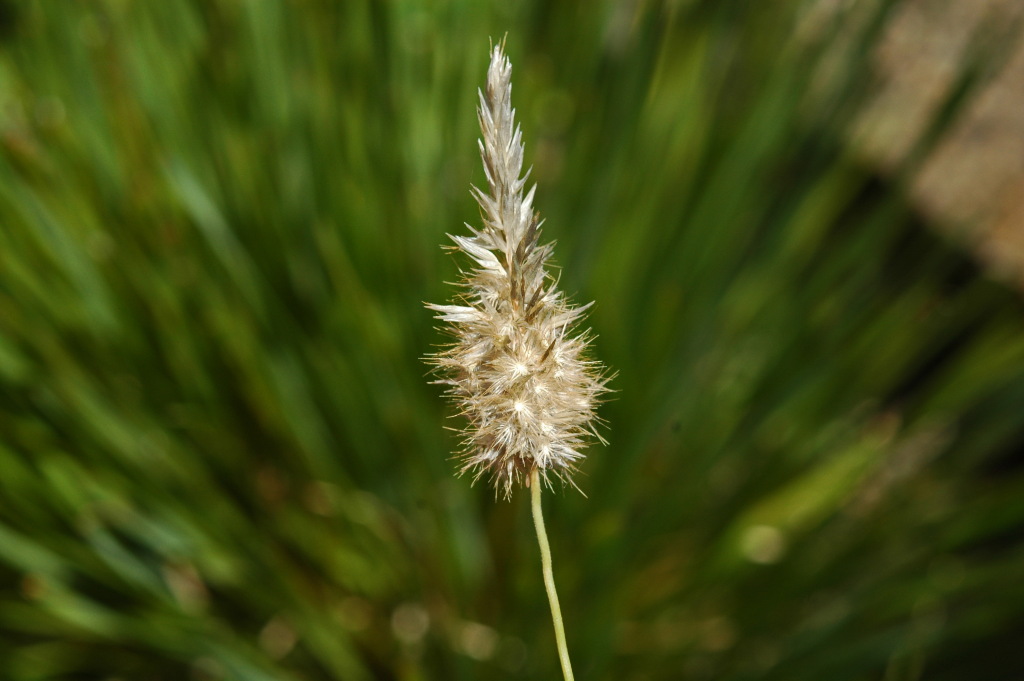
[427,44,610,499]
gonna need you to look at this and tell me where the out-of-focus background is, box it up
[1,1,1023,679]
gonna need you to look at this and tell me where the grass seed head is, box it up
[426,43,611,498]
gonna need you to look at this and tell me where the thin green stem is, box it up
[530,468,575,681]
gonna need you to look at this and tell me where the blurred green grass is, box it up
[1,1,1023,679]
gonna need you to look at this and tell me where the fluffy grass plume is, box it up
[427,43,610,498]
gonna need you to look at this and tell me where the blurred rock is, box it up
[853,0,1024,287]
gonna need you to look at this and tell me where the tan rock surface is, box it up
[853,0,1024,285]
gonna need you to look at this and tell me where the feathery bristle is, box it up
[426,44,610,498]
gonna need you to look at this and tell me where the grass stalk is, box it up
[531,469,575,681]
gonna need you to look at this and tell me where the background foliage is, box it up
[1,1,1022,679]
